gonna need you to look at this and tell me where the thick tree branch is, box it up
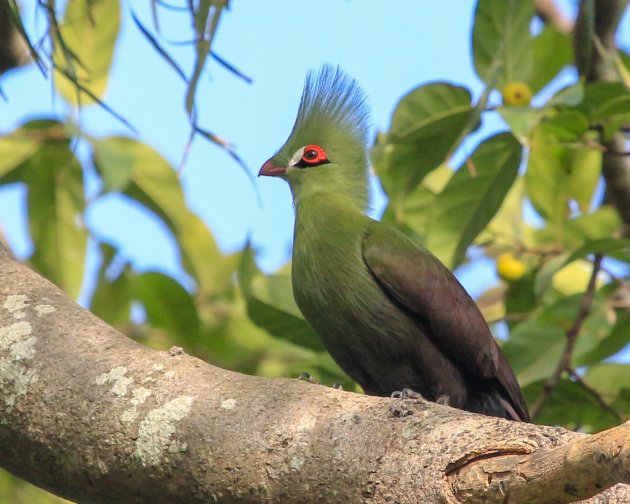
[575,0,630,229]
[0,246,629,503]
[450,421,630,504]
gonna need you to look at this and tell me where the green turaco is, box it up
[259,65,529,422]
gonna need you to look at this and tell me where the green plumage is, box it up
[260,65,529,421]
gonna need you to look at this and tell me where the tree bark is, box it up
[0,245,629,503]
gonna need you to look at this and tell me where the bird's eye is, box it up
[295,144,329,168]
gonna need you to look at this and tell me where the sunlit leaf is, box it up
[525,110,589,225]
[133,271,201,343]
[473,0,534,87]
[424,133,521,268]
[92,136,234,297]
[239,246,324,352]
[53,0,120,106]
[530,26,573,93]
[373,83,473,203]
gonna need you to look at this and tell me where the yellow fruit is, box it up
[501,82,533,106]
[496,252,527,282]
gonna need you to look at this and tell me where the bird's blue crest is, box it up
[274,65,371,210]
[293,64,370,148]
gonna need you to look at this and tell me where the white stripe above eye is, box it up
[289,146,306,167]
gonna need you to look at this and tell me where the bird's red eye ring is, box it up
[300,144,328,166]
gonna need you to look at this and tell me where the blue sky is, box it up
[1,0,627,301]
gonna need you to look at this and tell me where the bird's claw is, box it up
[391,388,424,400]
[297,371,320,384]
[332,383,344,390]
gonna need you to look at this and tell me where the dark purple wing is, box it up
[362,221,529,421]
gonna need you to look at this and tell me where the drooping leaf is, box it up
[472,0,534,88]
[424,133,522,268]
[525,110,589,225]
[132,271,201,344]
[23,143,88,299]
[239,246,324,352]
[503,289,608,386]
[90,242,132,327]
[92,136,235,297]
[373,83,473,203]
[523,378,619,431]
[530,26,573,93]
[577,310,630,366]
[53,0,121,106]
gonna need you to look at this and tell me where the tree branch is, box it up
[575,0,630,230]
[535,0,573,34]
[531,254,603,418]
[450,421,630,504]
[0,246,629,503]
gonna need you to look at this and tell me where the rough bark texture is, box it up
[0,245,629,503]
[575,0,630,229]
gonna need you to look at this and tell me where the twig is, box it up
[569,369,622,421]
[535,0,573,34]
[530,254,603,419]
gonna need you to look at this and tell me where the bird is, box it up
[258,65,530,422]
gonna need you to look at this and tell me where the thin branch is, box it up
[531,254,603,418]
[535,0,573,34]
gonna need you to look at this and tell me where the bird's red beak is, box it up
[258,158,287,177]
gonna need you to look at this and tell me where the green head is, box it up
[259,65,371,211]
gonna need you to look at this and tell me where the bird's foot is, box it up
[390,388,424,400]
[297,371,320,385]
[332,383,344,390]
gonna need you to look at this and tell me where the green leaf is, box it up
[239,246,324,352]
[0,129,41,182]
[90,242,132,326]
[373,83,473,202]
[473,0,534,87]
[424,133,522,268]
[19,133,88,299]
[575,82,630,139]
[92,136,235,297]
[523,379,618,431]
[133,272,201,343]
[525,110,589,225]
[576,310,630,366]
[53,0,121,106]
[530,26,573,93]
[585,363,630,403]
[503,290,608,386]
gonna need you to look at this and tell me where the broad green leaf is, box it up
[90,242,132,327]
[133,272,201,344]
[585,363,630,407]
[473,0,534,87]
[15,127,88,299]
[503,290,608,386]
[0,130,40,181]
[566,145,601,212]
[577,310,630,366]
[575,82,630,139]
[53,0,120,106]
[424,133,521,268]
[535,237,630,295]
[523,379,619,431]
[92,136,234,297]
[530,26,573,93]
[239,246,324,352]
[381,165,452,240]
[497,107,550,143]
[525,110,589,225]
[373,83,473,202]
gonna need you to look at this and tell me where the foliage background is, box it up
[1,0,630,501]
